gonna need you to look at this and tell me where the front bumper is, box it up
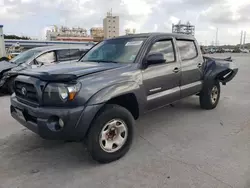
[0,75,9,88]
[10,95,102,140]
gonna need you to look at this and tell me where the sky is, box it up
[0,0,250,45]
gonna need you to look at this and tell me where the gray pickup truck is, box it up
[10,33,238,163]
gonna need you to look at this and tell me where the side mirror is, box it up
[146,52,166,65]
[36,61,44,67]
[32,59,44,68]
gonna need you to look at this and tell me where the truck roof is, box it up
[30,45,91,51]
[114,32,196,40]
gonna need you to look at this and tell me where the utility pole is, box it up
[240,30,243,49]
[215,28,218,47]
[243,31,246,49]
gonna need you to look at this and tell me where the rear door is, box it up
[142,37,181,111]
[176,39,203,98]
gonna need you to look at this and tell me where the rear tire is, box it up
[200,80,220,110]
[86,104,134,163]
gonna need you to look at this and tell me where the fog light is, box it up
[47,116,64,131]
[59,118,64,128]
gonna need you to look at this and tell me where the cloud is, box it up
[0,0,250,44]
[199,1,250,25]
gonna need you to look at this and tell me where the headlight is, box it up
[43,82,81,105]
[58,86,68,101]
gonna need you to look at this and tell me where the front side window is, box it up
[35,51,56,65]
[148,40,175,63]
[176,40,198,61]
[81,37,146,64]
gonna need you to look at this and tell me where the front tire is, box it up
[200,80,220,109]
[87,104,134,163]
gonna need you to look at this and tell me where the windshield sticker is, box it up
[125,41,143,46]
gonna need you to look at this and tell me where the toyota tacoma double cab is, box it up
[10,33,238,163]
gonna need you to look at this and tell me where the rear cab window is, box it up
[176,40,198,61]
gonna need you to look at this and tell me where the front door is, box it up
[142,38,181,111]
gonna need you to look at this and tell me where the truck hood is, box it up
[18,61,128,82]
[0,61,18,73]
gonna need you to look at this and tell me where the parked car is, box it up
[10,33,238,163]
[0,46,90,93]
[240,48,249,53]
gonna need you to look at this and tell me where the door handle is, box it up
[173,67,179,73]
[198,63,202,68]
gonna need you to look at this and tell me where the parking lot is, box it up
[0,53,250,188]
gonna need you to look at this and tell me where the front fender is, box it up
[87,81,145,111]
[74,81,145,138]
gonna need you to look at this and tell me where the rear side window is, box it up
[57,49,81,61]
[78,49,88,58]
[69,49,82,59]
[176,40,198,61]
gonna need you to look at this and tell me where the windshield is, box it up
[11,49,42,64]
[80,37,146,63]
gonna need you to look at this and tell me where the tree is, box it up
[4,34,31,40]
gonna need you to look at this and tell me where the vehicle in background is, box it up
[0,46,90,93]
[10,33,238,163]
[240,48,249,53]
[224,49,233,53]
[216,48,225,53]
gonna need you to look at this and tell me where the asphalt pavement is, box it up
[0,53,250,188]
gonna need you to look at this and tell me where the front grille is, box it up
[15,81,38,103]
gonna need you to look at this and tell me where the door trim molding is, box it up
[149,87,162,92]
[147,87,180,101]
[180,81,202,90]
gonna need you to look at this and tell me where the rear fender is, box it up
[202,56,238,87]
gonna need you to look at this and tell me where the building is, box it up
[125,28,136,35]
[46,26,92,41]
[0,25,6,57]
[90,27,104,42]
[103,11,119,39]
[172,21,195,36]
[56,36,94,42]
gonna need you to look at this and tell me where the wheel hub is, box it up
[99,119,128,153]
[211,86,218,104]
[106,127,118,140]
